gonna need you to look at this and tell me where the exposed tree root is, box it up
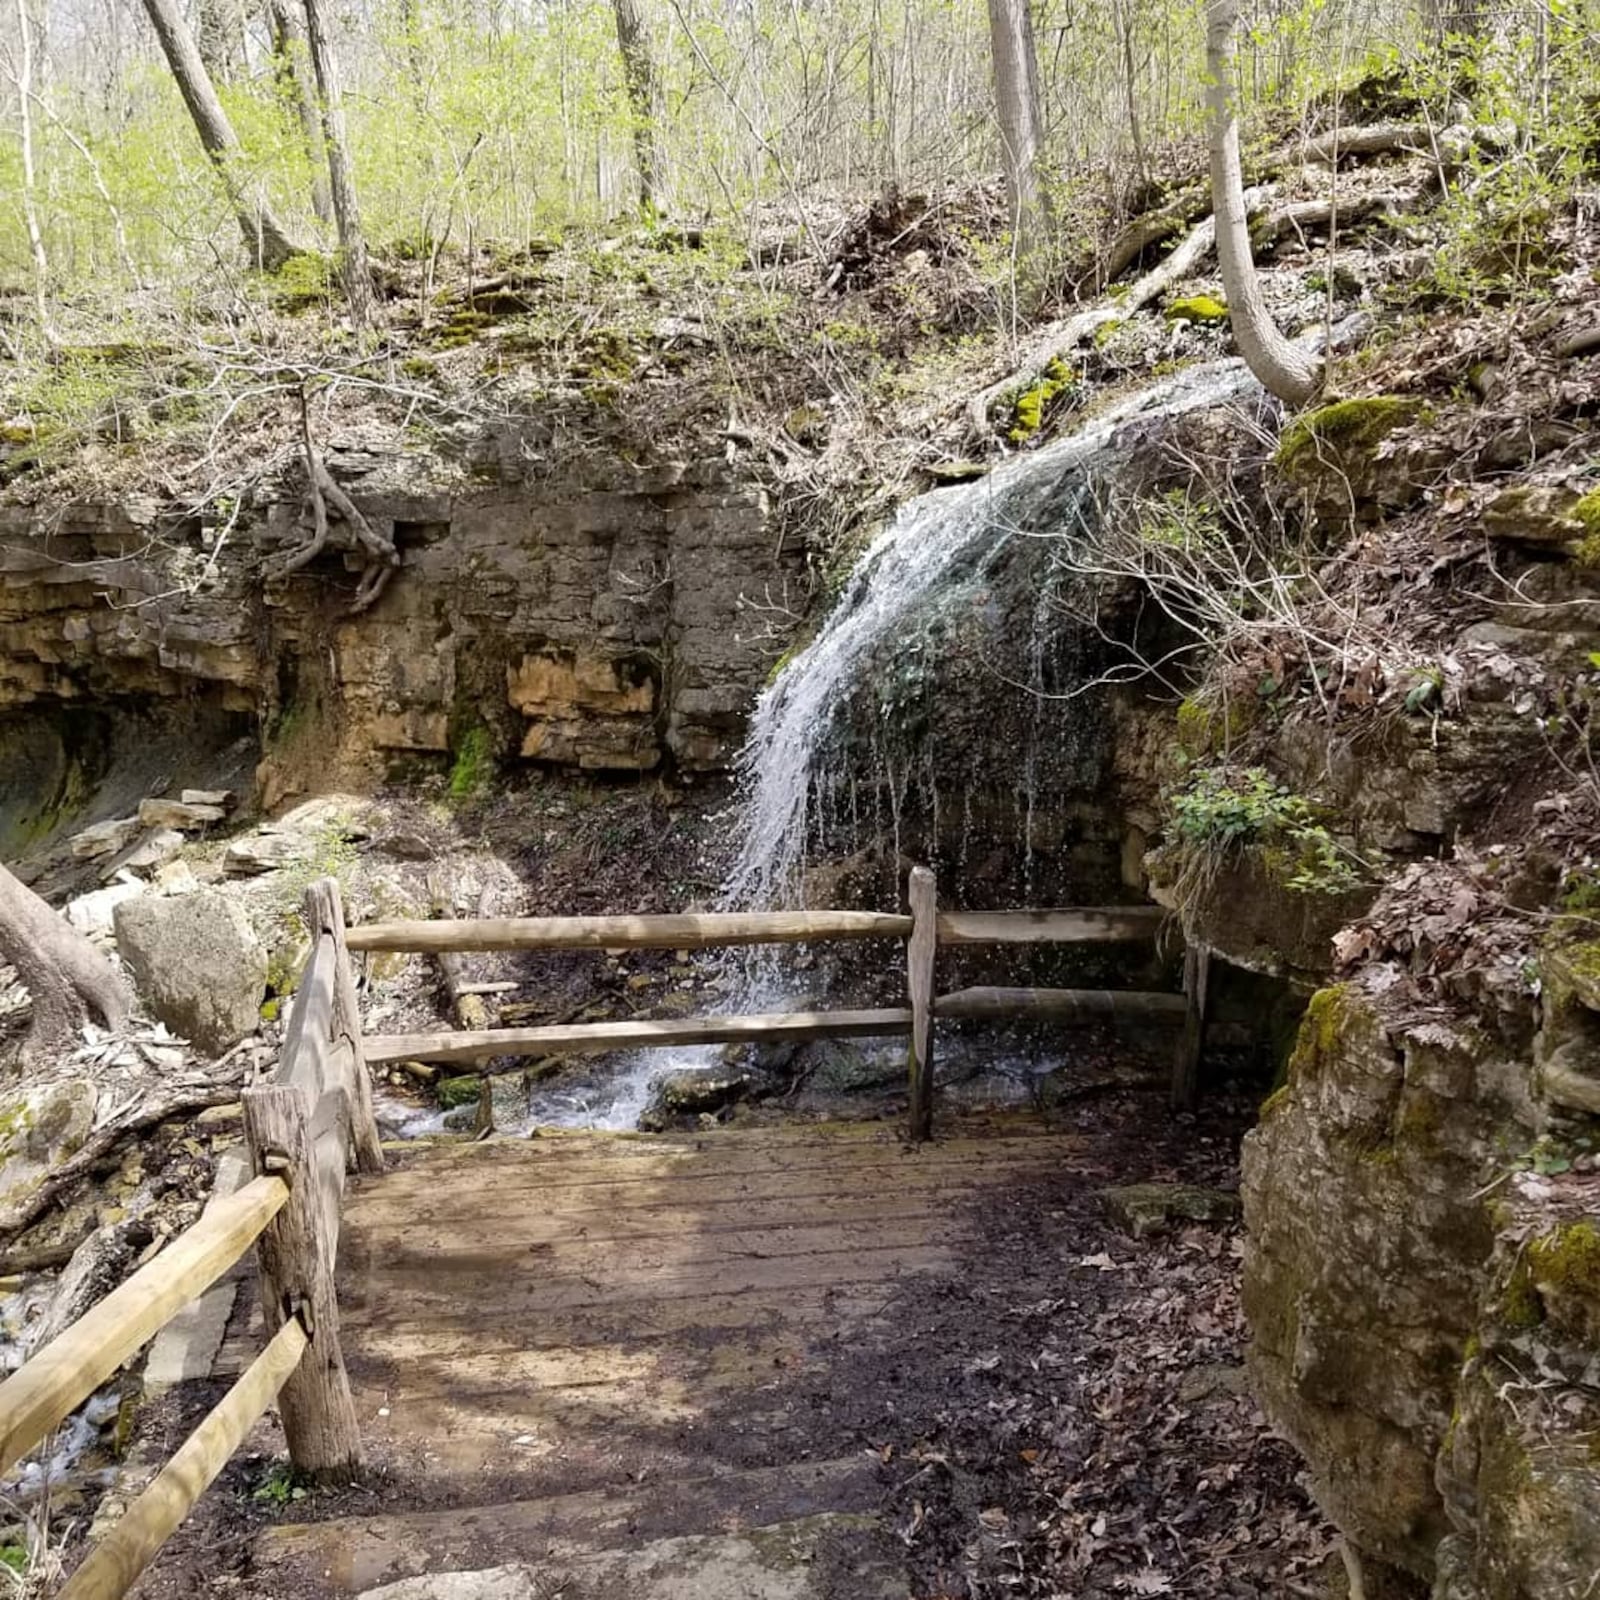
[272,386,400,613]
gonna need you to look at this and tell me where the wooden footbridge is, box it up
[0,873,1208,1598]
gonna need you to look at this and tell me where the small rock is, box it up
[137,798,227,831]
[1099,1183,1240,1239]
[153,860,200,895]
[69,817,140,860]
[374,832,434,861]
[654,1068,752,1117]
[100,828,184,882]
[180,788,235,809]
[64,879,145,938]
[1481,483,1583,546]
[223,832,300,876]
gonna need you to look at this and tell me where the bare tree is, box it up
[12,0,55,345]
[267,0,333,224]
[138,0,305,270]
[300,0,378,326]
[610,0,662,213]
[1205,0,1321,404]
[196,0,245,84]
[0,862,132,1062]
[986,0,1050,268]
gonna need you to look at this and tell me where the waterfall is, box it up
[719,358,1261,912]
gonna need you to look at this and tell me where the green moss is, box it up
[1007,358,1077,443]
[1260,1083,1291,1118]
[1274,395,1425,471]
[1092,318,1124,348]
[1573,487,1600,537]
[1175,694,1257,756]
[436,1074,484,1111]
[1500,1255,1545,1330]
[269,252,335,311]
[1166,293,1229,324]
[1527,1221,1600,1343]
[448,724,494,800]
[1286,985,1349,1085]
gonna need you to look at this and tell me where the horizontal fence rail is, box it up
[57,1316,310,1600]
[366,1008,915,1067]
[350,878,1209,1134]
[934,907,1165,945]
[345,910,915,954]
[0,1175,289,1478]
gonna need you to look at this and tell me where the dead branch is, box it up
[0,1078,244,1247]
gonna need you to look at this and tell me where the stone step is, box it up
[253,1456,884,1596]
[353,1513,908,1600]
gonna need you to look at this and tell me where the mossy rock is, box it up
[1166,294,1228,324]
[1100,1182,1240,1238]
[436,1074,485,1111]
[1526,1221,1600,1345]
[1275,395,1425,471]
[1274,395,1442,525]
[1573,487,1600,568]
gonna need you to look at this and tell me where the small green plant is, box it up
[1171,767,1365,894]
[251,1461,313,1509]
[448,724,495,800]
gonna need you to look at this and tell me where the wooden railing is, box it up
[0,878,380,1600]
[352,868,1207,1141]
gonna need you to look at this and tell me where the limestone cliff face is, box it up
[0,442,797,814]
[1241,960,1600,1599]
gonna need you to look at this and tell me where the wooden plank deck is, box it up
[248,1116,1085,1597]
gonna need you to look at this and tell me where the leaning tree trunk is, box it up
[0,863,132,1062]
[609,0,662,214]
[1205,0,1321,405]
[986,0,1050,275]
[299,0,378,327]
[138,0,305,270]
[267,0,334,224]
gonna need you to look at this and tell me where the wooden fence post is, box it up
[1170,943,1211,1111]
[906,867,937,1143]
[305,878,384,1175]
[242,1084,362,1479]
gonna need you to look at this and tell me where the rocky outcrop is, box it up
[1241,949,1600,1599]
[0,446,797,803]
[113,889,266,1055]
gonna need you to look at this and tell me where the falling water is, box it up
[719,358,1260,912]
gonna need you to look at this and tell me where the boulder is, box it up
[100,828,184,882]
[1099,1183,1240,1238]
[137,797,226,830]
[223,832,300,876]
[654,1068,753,1117]
[0,1079,97,1220]
[113,890,267,1054]
[69,817,141,860]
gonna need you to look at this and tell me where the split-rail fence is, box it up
[0,867,1207,1598]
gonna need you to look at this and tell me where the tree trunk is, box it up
[986,0,1049,271]
[13,0,55,346]
[1205,0,1321,405]
[299,0,378,327]
[267,0,333,224]
[0,863,132,1062]
[196,0,245,84]
[609,0,661,214]
[137,0,305,270]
